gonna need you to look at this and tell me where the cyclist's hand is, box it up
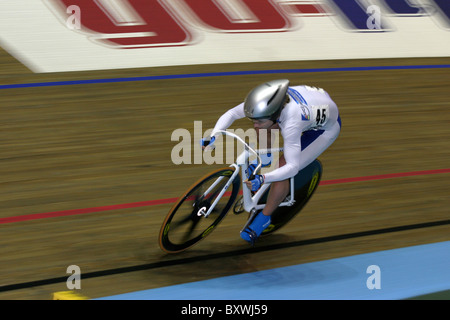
[200,136,216,151]
[245,164,257,178]
[245,174,265,192]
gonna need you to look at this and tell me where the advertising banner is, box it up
[0,0,449,72]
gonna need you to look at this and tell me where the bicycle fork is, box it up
[197,164,240,218]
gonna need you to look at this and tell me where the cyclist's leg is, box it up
[241,155,288,244]
[261,155,289,217]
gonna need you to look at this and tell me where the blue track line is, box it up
[1,64,449,90]
[97,241,450,300]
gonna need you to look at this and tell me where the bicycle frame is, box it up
[200,130,296,223]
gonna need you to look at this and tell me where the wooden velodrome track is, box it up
[0,46,449,299]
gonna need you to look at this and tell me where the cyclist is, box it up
[202,79,341,245]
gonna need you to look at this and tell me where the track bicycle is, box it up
[159,130,322,253]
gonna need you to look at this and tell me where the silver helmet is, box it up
[244,79,289,121]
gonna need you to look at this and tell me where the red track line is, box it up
[1,168,449,225]
[319,168,450,185]
[0,198,179,225]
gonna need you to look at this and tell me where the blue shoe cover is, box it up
[240,212,271,245]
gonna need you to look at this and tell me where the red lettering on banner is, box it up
[50,0,192,48]
[183,0,291,32]
[285,4,328,16]
[46,0,449,49]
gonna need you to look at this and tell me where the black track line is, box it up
[1,219,449,293]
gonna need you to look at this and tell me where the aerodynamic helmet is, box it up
[243,79,289,122]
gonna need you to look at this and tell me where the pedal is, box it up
[240,209,258,233]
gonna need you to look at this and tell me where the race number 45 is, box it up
[311,105,330,128]
[304,86,330,128]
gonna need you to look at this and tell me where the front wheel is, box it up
[159,167,241,253]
